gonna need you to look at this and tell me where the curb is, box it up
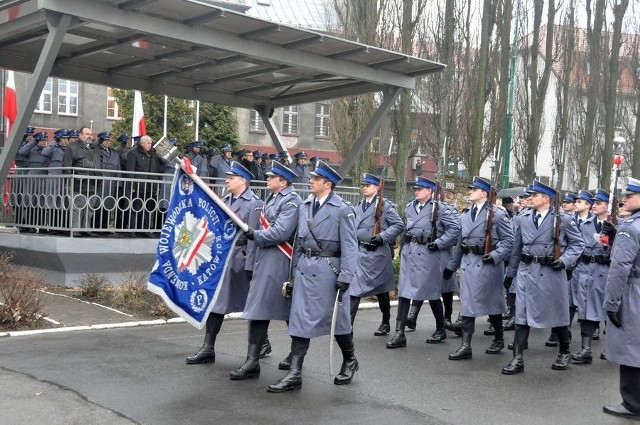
[2,297,459,337]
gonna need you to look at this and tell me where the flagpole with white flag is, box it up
[132,90,146,140]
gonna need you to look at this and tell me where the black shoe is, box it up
[259,339,272,359]
[230,344,261,380]
[278,352,292,370]
[268,356,303,393]
[504,317,516,331]
[602,404,640,419]
[334,356,359,385]
[449,344,472,360]
[451,320,463,337]
[508,341,528,350]
[426,328,447,344]
[572,348,593,364]
[373,322,390,336]
[502,356,524,375]
[486,339,505,354]
[545,332,559,347]
[386,321,407,349]
[593,327,600,341]
[600,350,607,360]
[484,324,495,336]
[443,319,454,332]
[185,346,215,364]
[551,352,572,370]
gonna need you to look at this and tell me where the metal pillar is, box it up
[256,105,288,155]
[338,86,402,177]
[0,12,72,184]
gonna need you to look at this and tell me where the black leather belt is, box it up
[580,253,610,265]
[521,253,554,266]
[462,245,484,255]
[235,239,247,246]
[358,241,377,250]
[303,249,341,257]
[404,234,428,245]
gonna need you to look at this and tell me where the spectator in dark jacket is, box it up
[126,135,159,237]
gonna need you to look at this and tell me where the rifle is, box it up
[373,178,385,235]
[429,181,441,243]
[609,194,619,226]
[483,186,496,255]
[553,191,562,260]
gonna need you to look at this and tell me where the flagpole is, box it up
[163,95,168,137]
[195,100,200,140]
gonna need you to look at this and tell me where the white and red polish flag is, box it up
[132,90,146,140]
[3,70,17,208]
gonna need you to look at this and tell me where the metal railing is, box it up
[1,167,362,237]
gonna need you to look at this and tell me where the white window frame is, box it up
[249,109,265,132]
[314,102,330,137]
[282,105,299,136]
[34,77,52,114]
[58,79,78,116]
[107,87,120,119]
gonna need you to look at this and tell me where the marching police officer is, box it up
[186,161,262,365]
[185,141,208,178]
[292,151,310,184]
[350,173,404,336]
[267,161,358,392]
[387,176,461,348]
[446,177,514,360]
[230,161,302,380]
[602,177,640,420]
[561,192,577,213]
[502,180,584,375]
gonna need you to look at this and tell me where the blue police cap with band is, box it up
[67,129,79,138]
[97,132,110,141]
[294,151,307,159]
[309,160,342,185]
[360,173,381,186]
[529,179,556,198]
[221,145,233,152]
[266,161,298,181]
[622,177,640,195]
[253,150,261,158]
[592,188,610,203]
[562,192,577,203]
[206,148,217,156]
[191,140,204,148]
[54,128,67,139]
[225,161,255,181]
[576,189,594,205]
[33,132,48,141]
[133,135,142,143]
[117,134,129,144]
[277,151,289,158]
[412,176,437,190]
[468,176,492,192]
[268,153,278,160]
[261,152,271,160]
[24,127,35,135]
[520,186,533,198]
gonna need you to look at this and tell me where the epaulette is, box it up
[284,201,299,208]
[406,201,414,208]
[495,205,506,211]
[254,205,263,211]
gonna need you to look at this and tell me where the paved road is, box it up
[0,308,630,425]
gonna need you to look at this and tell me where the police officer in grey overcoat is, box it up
[387,176,461,349]
[185,141,208,178]
[569,189,615,365]
[267,161,358,392]
[292,151,311,184]
[502,180,584,375]
[94,132,121,230]
[350,173,404,336]
[18,131,50,229]
[186,161,262,365]
[230,161,302,380]
[209,145,233,179]
[446,176,514,360]
[42,129,70,232]
[601,177,640,420]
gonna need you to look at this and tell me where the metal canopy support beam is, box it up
[338,86,403,177]
[0,12,72,185]
[255,105,287,156]
[42,0,416,89]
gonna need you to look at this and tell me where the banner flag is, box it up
[132,90,146,139]
[3,70,17,209]
[148,167,239,329]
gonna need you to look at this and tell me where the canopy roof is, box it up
[0,0,445,109]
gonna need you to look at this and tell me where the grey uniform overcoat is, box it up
[603,210,640,368]
[243,186,302,321]
[42,143,67,209]
[448,203,514,317]
[185,152,208,178]
[97,146,121,210]
[571,215,609,321]
[210,188,262,315]
[350,197,404,298]
[210,156,232,179]
[507,208,584,328]
[288,192,358,338]
[18,141,49,207]
[398,200,461,301]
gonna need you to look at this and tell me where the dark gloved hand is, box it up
[551,260,565,271]
[503,276,513,290]
[601,221,617,240]
[244,228,255,240]
[442,268,454,280]
[336,281,350,302]
[482,254,494,264]
[607,310,622,328]
[245,270,253,280]
[370,235,384,246]
[427,242,439,251]
[566,269,573,280]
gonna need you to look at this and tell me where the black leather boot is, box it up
[426,328,447,344]
[571,336,593,364]
[483,324,495,336]
[386,321,407,348]
[449,331,472,360]
[259,338,272,359]
[486,338,505,354]
[545,331,559,347]
[451,319,463,337]
[504,316,516,331]
[267,355,303,392]
[406,303,422,330]
[334,348,359,385]
[185,325,216,364]
[373,321,391,336]
[278,352,292,370]
[502,345,524,375]
[508,341,528,350]
[552,352,572,370]
[230,344,261,380]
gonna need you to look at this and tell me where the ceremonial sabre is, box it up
[329,290,341,378]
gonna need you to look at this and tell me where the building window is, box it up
[315,102,330,137]
[107,87,120,119]
[34,77,52,114]
[282,105,299,135]
[58,79,78,115]
[249,109,265,132]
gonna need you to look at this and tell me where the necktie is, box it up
[417,203,423,213]
[471,206,478,221]
[595,220,602,233]
[363,201,369,212]
[230,196,236,205]
[313,200,320,216]
[534,213,541,229]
